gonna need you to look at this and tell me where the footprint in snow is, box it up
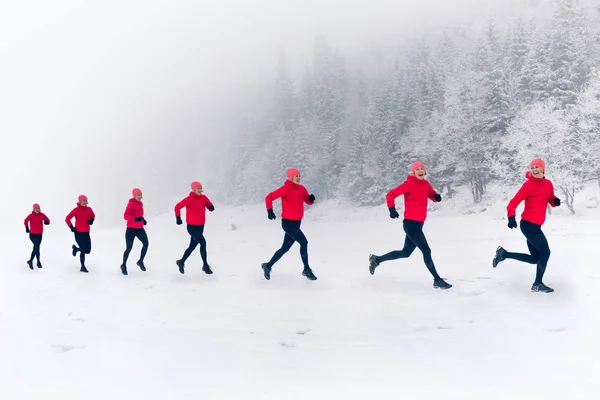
[476,276,492,280]
[413,326,452,331]
[461,291,486,297]
[296,329,311,335]
[68,312,84,322]
[53,344,86,353]
[279,342,296,348]
[546,327,568,333]
[456,279,474,283]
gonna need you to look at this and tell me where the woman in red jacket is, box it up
[120,188,148,275]
[261,168,317,281]
[65,194,95,273]
[174,181,214,274]
[492,159,560,293]
[368,161,452,289]
[24,203,50,269]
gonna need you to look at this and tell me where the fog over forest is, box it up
[1,0,597,226]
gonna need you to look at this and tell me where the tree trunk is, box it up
[561,186,576,214]
[470,170,486,203]
[445,184,456,199]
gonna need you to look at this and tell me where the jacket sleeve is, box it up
[42,213,50,224]
[124,203,135,223]
[427,182,439,202]
[507,182,530,217]
[65,208,76,227]
[265,186,285,210]
[204,195,214,211]
[548,181,558,207]
[89,208,96,220]
[24,214,31,228]
[386,183,408,208]
[303,187,314,205]
[174,196,189,217]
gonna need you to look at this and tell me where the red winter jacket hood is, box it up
[124,198,144,228]
[265,180,314,221]
[386,175,439,222]
[174,192,213,226]
[507,172,557,225]
[25,212,50,234]
[65,203,95,232]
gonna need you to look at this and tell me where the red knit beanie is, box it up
[411,161,425,172]
[191,181,202,190]
[530,158,545,171]
[287,168,300,179]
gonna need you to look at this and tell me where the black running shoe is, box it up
[433,278,452,289]
[531,282,554,293]
[302,267,317,280]
[369,254,379,275]
[176,259,185,274]
[492,246,506,268]
[261,263,271,280]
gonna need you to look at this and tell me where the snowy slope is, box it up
[1,196,599,399]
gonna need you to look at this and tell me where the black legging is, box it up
[73,231,91,267]
[503,219,550,284]
[122,228,148,265]
[29,234,42,263]
[376,219,441,280]
[181,224,208,265]
[266,219,309,269]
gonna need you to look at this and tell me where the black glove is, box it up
[69,225,76,232]
[308,194,316,203]
[25,226,29,233]
[433,194,442,202]
[176,216,182,225]
[552,198,561,206]
[389,207,399,219]
[88,218,94,225]
[207,204,215,211]
[43,220,49,225]
[143,218,147,226]
[507,216,517,229]
[134,217,144,222]
[267,209,276,220]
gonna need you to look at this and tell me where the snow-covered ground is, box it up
[1,189,599,399]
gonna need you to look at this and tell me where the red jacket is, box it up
[386,175,439,222]
[174,192,213,225]
[65,203,95,232]
[507,172,558,225]
[124,198,144,228]
[265,180,314,221]
[25,212,50,234]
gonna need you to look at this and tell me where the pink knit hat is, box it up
[78,195,87,203]
[287,168,300,180]
[132,188,142,196]
[530,158,545,171]
[191,181,202,190]
[411,161,425,172]
[32,203,40,210]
